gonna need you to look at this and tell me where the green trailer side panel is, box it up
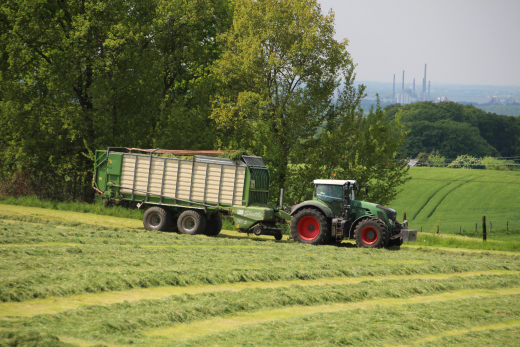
[106,153,123,196]
[94,150,108,192]
[107,153,123,176]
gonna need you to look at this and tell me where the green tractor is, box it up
[290,180,414,248]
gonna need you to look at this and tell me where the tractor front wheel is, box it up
[290,209,329,245]
[354,218,389,248]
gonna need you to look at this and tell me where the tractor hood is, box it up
[351,200,397,224]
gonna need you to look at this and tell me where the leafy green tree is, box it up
[384,102,516,159]
[210,0,354,198]
[0,0,232,200]
[152,0,233,150]
[285,95,410,206]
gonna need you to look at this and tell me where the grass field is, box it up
[1,204,520,346]
[391,167,520,234]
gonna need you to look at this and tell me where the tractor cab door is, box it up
[315,184,344,217]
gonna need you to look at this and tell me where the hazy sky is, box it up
[318,0,520,86]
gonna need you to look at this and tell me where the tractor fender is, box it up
[347,215,372,238]
[290,202,333,218]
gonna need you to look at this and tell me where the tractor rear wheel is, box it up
[177,210,206,235]
[143,206,171,232]
[290,209,329,245]
[354,218,389,248]
[205,214,222,236]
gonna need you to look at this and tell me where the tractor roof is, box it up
[313,179,357,186]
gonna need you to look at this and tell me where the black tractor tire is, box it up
[177,210,206,235]
[290,208,330,245]
[274,232,283,241]
[386,235,404,248]
[354,218,389,248]
[205,214,223,236]
[143,206,171,231]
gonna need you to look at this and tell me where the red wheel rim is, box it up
[361,226,378,245]
[297,216,320,240]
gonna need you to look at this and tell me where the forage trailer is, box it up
[93,148,290,240]
[290,180,416,247]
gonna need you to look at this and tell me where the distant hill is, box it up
[390,167,520,233]
[384,101,520,158]
[475,104,520,117]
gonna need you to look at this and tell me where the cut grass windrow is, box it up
[1,270,517,318]
[143,287,520,343]
[2,274,520,344]
[175,292,520,347]
[393,320,520,347]
[2,212,520,303]
[2,204,520,346]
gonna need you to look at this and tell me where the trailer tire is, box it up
[205,214,222,236]
[354,218,389,248]
[143,207,171,231]
[290,208,329,245]
[177,210,206,235]
[274,232,283,241]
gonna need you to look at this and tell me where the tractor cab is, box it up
[313,179,356,217]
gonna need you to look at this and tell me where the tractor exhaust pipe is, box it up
[279,188,284,207]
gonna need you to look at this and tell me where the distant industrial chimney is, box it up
[402,70,405,96]
[393,74,395,99]
[422,64,427,101]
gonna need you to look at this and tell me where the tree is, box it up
[0,0,160,200]
[211,0,352,198]
[0,0,232,200]
[285,94,410,206]
[385,101,520,159]
[151,0,233,150]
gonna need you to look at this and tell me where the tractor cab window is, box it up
[349,186,355,200]
[315,184,343,202]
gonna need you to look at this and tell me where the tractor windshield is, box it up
[315,184,343,202]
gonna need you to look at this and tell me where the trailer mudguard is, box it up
[290,202,333,218]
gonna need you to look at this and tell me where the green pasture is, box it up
[1,206,520,346]
[391,167,520,234]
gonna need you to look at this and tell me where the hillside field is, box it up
[1,205,520,346]
[390,167,520,234]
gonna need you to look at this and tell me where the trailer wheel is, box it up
[205,214,222,236]
[143,206,171,231]
[290,208,329,245]
[177,210,206,235]
[354,218,389,248]
[274,232,283,241]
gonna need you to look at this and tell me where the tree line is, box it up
[384,101,520,160]
[0,0,409,206]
